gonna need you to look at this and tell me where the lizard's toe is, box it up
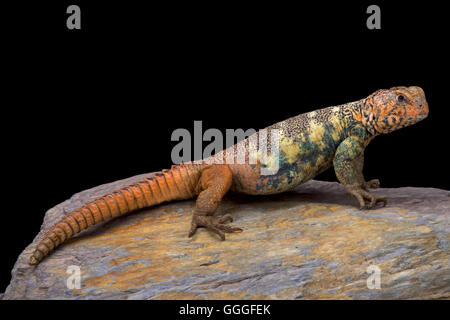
[188,220,199,238]
[216,224,243,233]
[365,179,380,189]
[188,214,242,240]
[206,224,226,240]
[218,213,233,224]
[347,185,387,210]
[375,196,387,207]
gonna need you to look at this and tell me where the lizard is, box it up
[29,86,429,265]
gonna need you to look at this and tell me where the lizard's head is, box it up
[361,86,429,135]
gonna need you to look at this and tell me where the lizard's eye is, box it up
[397,95,405,102]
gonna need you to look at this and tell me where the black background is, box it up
[1,1,449,299]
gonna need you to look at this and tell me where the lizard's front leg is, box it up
[333,129,387,209]
[353,154,381,191]
[188,165,242,240]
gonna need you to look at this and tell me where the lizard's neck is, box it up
[358,98,378,136]
[340,98,378,137]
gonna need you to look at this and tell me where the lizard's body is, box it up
[30,86,429,265]
[226,100,366,195]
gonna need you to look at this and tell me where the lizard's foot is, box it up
[364,179,380,189]
[346,184,387,210]
[188,213,243,240]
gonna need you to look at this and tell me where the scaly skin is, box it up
[30,86,429,265]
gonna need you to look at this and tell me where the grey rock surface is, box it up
[3,174,450,299]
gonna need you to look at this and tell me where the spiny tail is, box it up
[29,164,202,265]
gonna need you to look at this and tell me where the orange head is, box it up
[361,86,429,135]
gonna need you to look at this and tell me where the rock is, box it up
[3,173,450,299]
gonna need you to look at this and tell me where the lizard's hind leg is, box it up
[188,165,243,240]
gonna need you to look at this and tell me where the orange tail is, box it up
[29,164,202,265]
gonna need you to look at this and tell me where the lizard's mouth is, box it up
[407,86,429,122]
[402,106,429,127]
[415,101,429,122]
[420,101,429,119]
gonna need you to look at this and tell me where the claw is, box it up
[188,214,242,240]
[188,219,199,237]
[346,184,387,210]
